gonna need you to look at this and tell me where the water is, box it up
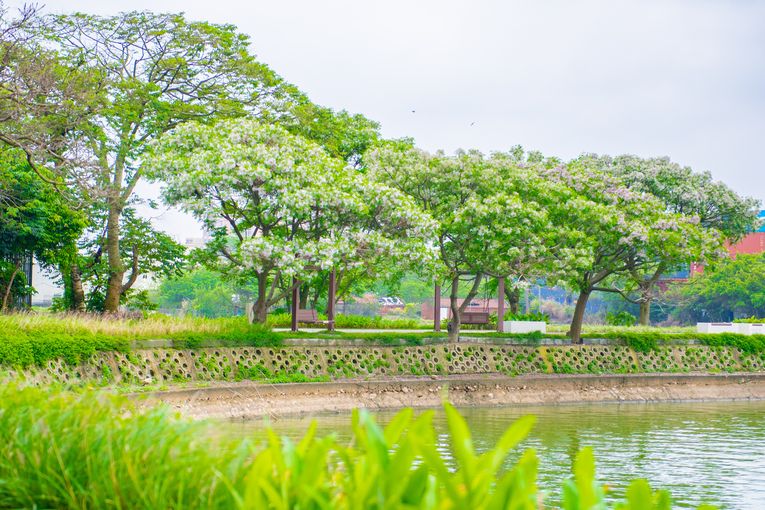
[225,401,765,509]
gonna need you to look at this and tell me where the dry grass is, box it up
[2,312,252,339]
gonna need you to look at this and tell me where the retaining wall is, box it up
[4,342,765,387]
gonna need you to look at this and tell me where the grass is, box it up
[267,312,431,329]
[0,385,716,509]
[546,324,697,335]
[2,313,764,369]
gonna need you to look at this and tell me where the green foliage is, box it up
[503,311,550,323]
[81,209,187,312]
[590,154,758,323]
[0,314,282,367]
[267,312,424,329]
[621,334,659,353]
[0,148,84,307]
[0,387,716,509]
[673,254,765,322]
[147,119,435,324]
[0,329,130,367]
[606,311,637,327]
[733,317,765,323]
[155,268,241,318]
[698,334,765,355]
[124,290,159,314]
[235,362,329,383]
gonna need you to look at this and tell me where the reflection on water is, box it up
[223,401,765,509]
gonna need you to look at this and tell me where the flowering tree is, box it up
[584,154,759,324]
[367,142,575,340]
[543,161,707,342]
[146,120,435,323]
[0,11,299,313]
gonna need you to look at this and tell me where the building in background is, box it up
[727,209,765,257]
[664,209,765,283]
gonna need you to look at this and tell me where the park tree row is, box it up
[0,5,380,313]
[146,121,760,342]
[0,5,760,341]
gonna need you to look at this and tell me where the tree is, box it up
[587,154,759,324]
[156,268,240,318]
[0,147,84,310]
[146,119,435,323]
[543,161,698,343]
[367,143,571,340]
[3,11,297,313]
[672,253,765,322]
[77,208,186,312]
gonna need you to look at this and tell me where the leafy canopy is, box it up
[146,119,436,319]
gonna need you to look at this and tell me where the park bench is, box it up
[447,311,490,333]
[461,311,490,325]
[296,309,330,328]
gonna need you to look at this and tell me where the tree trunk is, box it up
[71,263,85,312]
[448,275,461,342]
[1,262,21,312]
[103,204,124,313]
[505,285,520,314]
[568,289,591,344]
[299,283,309,309]
[250,273,269,324]
[637,281,654,326]
[251,300,268,323]
[639,299,651,326]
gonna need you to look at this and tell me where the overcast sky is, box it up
[12,0,765,241]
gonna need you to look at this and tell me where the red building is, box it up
[689,210,765,276]
[728,232,765,257]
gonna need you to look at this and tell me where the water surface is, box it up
[226,400,765,509]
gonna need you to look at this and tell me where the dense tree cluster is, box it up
[0,4,760,340]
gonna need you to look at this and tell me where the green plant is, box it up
[503,311,550,323]
[0,386,717,509]
[268,312,425,330]
[605,311,637,327]
[733,317,765,323]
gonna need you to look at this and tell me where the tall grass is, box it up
[0,313,282,367]
[0,386,715,509]
[2,312,256,338]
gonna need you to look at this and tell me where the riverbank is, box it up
[141,372,765,419]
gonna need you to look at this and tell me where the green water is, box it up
[227,400,765,509]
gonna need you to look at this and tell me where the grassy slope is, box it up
[2,313,764,367]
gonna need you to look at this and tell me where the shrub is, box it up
[0,313,282,367]
[605,311,637,327]
[0,386,716,509]
[733,317,765,323]
[268,312,424,329]
[503,311,550,323]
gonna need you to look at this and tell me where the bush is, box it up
[0,314,282,367]
[267,312,423,329]
[0,386,716,509]
[733,317,765,323]
[503,311,550,323]
[605,311,637,327]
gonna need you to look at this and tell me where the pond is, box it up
[226,400,765,509]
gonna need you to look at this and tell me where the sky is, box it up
[11,0,765,241]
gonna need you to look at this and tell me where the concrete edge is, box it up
[135,373,765,420]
